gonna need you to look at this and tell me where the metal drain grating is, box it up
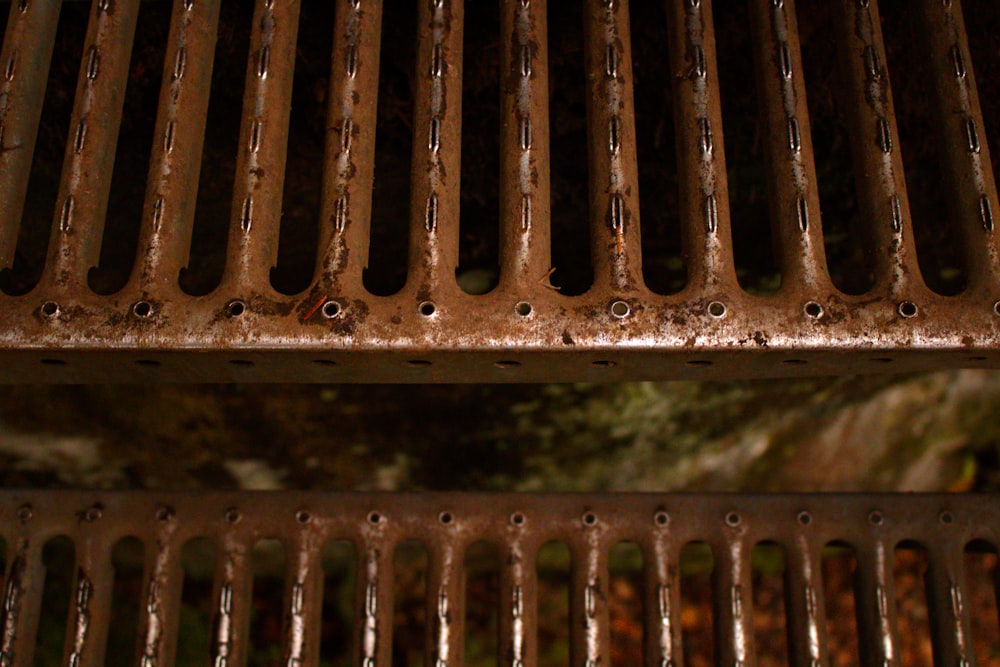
[0,0,999,382]
[0,492,998,667]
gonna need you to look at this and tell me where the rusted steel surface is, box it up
[0,491,997,667]
[0,0,998,382]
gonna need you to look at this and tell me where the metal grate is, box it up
[0,0,999,382]
[0,491,998,666]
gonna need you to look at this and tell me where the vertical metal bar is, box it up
[498,0,551,294]
[138,519,184,667]
[131,0,222,297]
[643,527,681,667]
[62,533,114,667]
[406,0,464,302]
[584,0,643,294]
[712,536,756,667]
[355,536,394,667]
[925,542,975,667]
[210,536,253,667]
[748,0,831,294]
[222,0,302,294]
[665,0,738,296]
[0,1,61,270]
[500,531,537,667]
[832,0,923,298]
[283,533,324,667]
[570,533,610,667]
[0,538,44,667]
[917,0,1000,296]
[317,0,383,294]
[853,539,901,667]
[427,537,465,667]
[784,535,829,667]
[42,0,141,292]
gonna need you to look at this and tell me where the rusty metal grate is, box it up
[0,0,999,382]
[0,491,997,666]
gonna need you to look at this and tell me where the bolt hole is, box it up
[510,512,525,526]
[592,360,616,368]
[229,359,254,367]
[17,504,32,522]
[132,301,153,318]
[40,359,67,366]
[994,301,1000,316]
[582,511,597,526]
[40,301,60,317]
[296,510,312,524]
[707,301,727,318]
[419,301,436,316]
[135,359,161,367]
[868,510,884,526]
[407,360,432,368]
[686,360,712,367]
[797,511,812,526]
[227,300,246,317]
[610,300,630,318]
[156,506,174,522]
[439,512,453,525]
[804,301,823,319]
[225,508,241,524]
[654,511,670,527]
[495,360,520,369]
[939,511,954,525]
[367,511,382,525]
[897,301,918,318]
[783,359,808,365]
[725,511,741,527]
[313,359,337,366]
[515,301,532,317]
[321,300,342,319]
[84,505,103,522]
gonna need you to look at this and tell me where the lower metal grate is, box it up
[0,492,997,667]
[0,0,999,382]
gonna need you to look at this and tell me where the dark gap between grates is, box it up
[537,540,570,667]
[106,536,144,665]
[0,3,89,297]
[465,541,500,667]
[179,537,217,666]
[457,1,500,297]
[680,541,714,667]
[964,0,1000,187]
[35,536,75,666]
[394,540,429,667]
[89,1,169,296]
[180,3,250,297]
[363,0,415,298]
[822,541,859,667]
[271,1,333,297]
[716,1,780,296]
[320,540,356,667]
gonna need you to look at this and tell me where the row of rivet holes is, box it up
[10,503,960,529]
[33,299,1000,322]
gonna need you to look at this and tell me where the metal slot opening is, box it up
[320,539,356,667]
[0,3,89,296]
[631,2,684,296]
[362,1,415,298]
[796,0,873,296]
[750,541,788,666]
[180,4,248,297]
[717,1,780,296]
[879,3,967,296]
[394,540,428,667]
[609,541,643,667]
[457,2,500,297]
[107,536,145,664]
[892,541,931,667]
[821,541,859,667]
[35,536,75,665]
[250,538,287,664]
[964,540,1000,663]
[178,537,217,665]
[537,540,570,667]
[88,3,167,296]
[270,2,332,297]
[465,540,499,667]
[679,541,714,667]
[547,0,592,296]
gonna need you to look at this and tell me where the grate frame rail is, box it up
[0,0,999,382]
[0,491,997,667]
